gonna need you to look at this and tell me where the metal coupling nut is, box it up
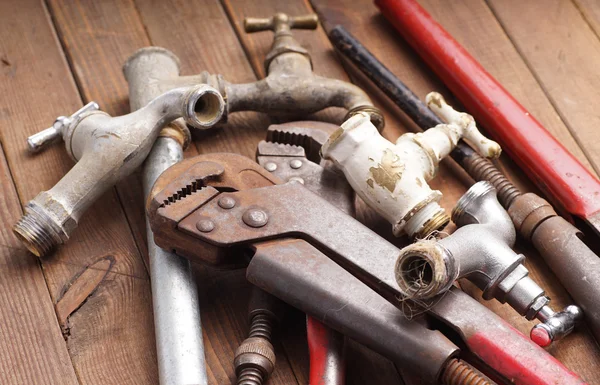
[234,337,276,381]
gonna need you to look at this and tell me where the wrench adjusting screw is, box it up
[243,209,269,228]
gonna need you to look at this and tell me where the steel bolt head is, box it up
[218,196,236,209]
[264,162,278,172]
[288,177,304,184]
[289,159,303,169]
[243,209,269,228]
[196,219,215,233]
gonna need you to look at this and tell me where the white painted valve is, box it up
[321,92,501,239]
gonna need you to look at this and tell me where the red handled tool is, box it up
[375,0,600,237]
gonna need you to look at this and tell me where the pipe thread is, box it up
[248,313,274,341]
[13,210,61,257]
[236,367,264,385]
[442,359,491,385]
[463,152,520,208]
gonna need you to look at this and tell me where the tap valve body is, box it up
[393,181,582,346]
[321,94,500,239]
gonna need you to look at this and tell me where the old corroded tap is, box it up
[230,13,383,127]
[118,13,383,133]
[14,85,225,257]
[321,93,500,239]
[394,181,582,346]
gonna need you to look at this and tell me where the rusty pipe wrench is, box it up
[374,0,600,239]
[256,121,353,385]
[146,153,587,384]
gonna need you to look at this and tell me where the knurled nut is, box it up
[508,193,557,240]
[234,337,276,368]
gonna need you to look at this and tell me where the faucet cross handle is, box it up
[244,13,318,34]
[27,101,99,153]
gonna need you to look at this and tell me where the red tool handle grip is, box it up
[375,0,600,222]
[307,316,345,385]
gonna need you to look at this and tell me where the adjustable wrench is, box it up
[146,153,586,384]
[257,121,353,385]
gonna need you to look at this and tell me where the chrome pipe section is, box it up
[144,137,208,385]
[394,181,582,346]
[14,84,224,257]
[133,48,209,385]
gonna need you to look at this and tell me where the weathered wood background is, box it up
[0,0,599,384]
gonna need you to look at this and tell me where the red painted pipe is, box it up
[307,316,345,385]
[375,0,600,232]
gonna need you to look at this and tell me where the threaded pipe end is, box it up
[236,367,264,385]
[442,359,492,385]
[463,152,520,209]
[249,313,274,341]
[13,209,62,257]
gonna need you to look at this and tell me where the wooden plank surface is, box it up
[0,142,79,385]
[487,0,600,174]
[1,0,600,383]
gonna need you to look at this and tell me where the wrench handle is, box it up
[375,0,600,224]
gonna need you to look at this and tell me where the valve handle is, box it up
[27,101,99,153]
[244,13,318,34]
[530,305,583,347]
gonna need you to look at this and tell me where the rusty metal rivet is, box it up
[196,219,215,233]
[264,162,277,172]
[289,159,303,169]
[218,196,236,209]
[288,177,304,184]
[242,209,269,228]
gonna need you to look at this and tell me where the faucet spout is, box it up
[14,85,225,257]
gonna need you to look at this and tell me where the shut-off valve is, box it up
[321,92,501,239]
[394,181,582,346]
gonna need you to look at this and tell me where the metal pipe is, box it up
[143,137,208,385]
[134,48,208,385]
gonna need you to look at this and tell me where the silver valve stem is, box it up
[27,101,99,153]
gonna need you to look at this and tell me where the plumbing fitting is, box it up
[234,288,284,385]
[394,181,582,346]
[320,95,500,239]
[14,84,225,257]
[116,13,383,135]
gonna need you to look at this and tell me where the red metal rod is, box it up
[307,316,345,385]
[375,0,600,232]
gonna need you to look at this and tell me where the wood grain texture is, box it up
[312,0,600,382]
[0,143,79,385]
[487,0,600,175]
[572,0,600,47]
[1,0,157,383]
